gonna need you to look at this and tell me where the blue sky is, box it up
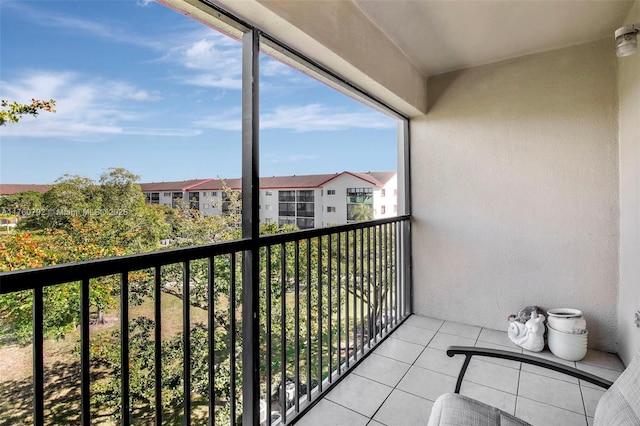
[0,0,397,184]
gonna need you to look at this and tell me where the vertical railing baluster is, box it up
[266,247,272,425]
[394,222,399,324]
[366,227,371,350]
[382,223,389,333]
[121,272,130,425]
[230,253,237,424]
[379,224,383,333]
[345,231,350,368]
[33,286,44,425]
[327,233,333,383]
[183,261,191,425]
[352,230,357,361]
[306,238,312,402]
[337,232,342,374]
[317,236,323,393]
[359,228,364,353]
[294,240,300,413]
[280,244,287,424]
[207,258,214,426]
[154,266,163,425]
[81,278,90,425]
[373,226,378,343]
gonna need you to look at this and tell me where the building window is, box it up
[278,217,296,226]
[278,190,315,227]
[145,192,160,204]
[212,191,218,197]
[346,187,373,204]
[163,192,171,197]
[279,190,295,202]
[296,218,314,229]
[381,205,386,214]
[172,192,183,208]
[327,189,336,195]
[265,191,273,196]
[265,204,272,210]
[346,187,373,222]
[327,206,336,213]
[188,192,200,210]
[278,202,295,217]
[381,189,386,197]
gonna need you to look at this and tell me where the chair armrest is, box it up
[446,346,613,393]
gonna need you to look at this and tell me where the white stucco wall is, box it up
[617,0,640,365]
[411,40,619,351]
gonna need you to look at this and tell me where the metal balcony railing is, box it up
[0,216,411,425]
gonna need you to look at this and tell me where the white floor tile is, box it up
[372,389,434,426]
[464,359,520,394]
[367,421,385,426]
[396,365,457,402]
[581,386,605,418]
[523,349,576,367]
[374,337,425,364]
[391,324,437,346]
[473,341,522,369]
[414,347,465,377]
[477,327,521,349]
[353,353,410,387]
[576,363,622,389]
[440,321,481,340]
[325,373,393,418]
[516,397,588,426]
[295,399,369,426]
[577,350,625,371]
[427,332,477,351]
[521,362,579,384]
[518,371,584,414]
[404,315,444,331]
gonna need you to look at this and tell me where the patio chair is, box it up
[427,346,640,426]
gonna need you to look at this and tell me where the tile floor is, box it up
[298,315,625,426]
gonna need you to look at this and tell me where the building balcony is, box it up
[299,315,625,426]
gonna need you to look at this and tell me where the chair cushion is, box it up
[428,393,531,426]
[594,350,640,425]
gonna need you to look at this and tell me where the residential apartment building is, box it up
[139,171,397,229]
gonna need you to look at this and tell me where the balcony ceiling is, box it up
[353,0,635,76]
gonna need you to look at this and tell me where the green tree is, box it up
[0,98,55,125]
[0,191,44,215]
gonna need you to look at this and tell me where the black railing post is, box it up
[33,286,44,425]
[81,278,91,426]
[241,27,260,426]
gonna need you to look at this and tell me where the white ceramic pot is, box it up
[547,308,587,335]
[547,324,588,361]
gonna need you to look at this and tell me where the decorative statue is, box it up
[507,309,545,352]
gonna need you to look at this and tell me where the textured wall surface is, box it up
[618,0,640,366]
[411,40,619,351]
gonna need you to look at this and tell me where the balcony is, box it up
[2,0,639,424]
[299,316,625,426]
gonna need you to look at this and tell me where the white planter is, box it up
[547,308,587,335]
[547,324,588,361]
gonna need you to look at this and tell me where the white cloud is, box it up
[0,71,198,140]
[193,104,396,132]
[5,2,161,50]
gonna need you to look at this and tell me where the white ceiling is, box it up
[353,0,634,76]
